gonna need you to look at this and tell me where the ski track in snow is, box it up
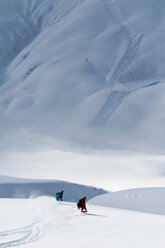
[102,0,135,38]
[90,90,129,125]
[91,32,144,126]
[91,0,144,125]
[0,222,45,248]
[109,32,144,86]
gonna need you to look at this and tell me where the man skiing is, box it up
[56,190,64,201]
[77,196,87,212]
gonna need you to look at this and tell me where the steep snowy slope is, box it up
[0,0,165,151]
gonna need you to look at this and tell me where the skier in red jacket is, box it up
[77,196,87,212]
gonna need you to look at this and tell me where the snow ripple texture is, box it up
[0,222,45,248]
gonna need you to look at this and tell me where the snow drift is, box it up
[89,187,165,215]
[0,175,106,201]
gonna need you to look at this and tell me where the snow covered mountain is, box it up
[1,3,165,246]
[0,0,165,151]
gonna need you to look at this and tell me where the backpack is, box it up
[56,192,61,200]
[77,199,82,207]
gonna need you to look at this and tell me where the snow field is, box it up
[0,197,165,248]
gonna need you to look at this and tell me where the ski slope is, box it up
[0,197,165,248]
[0,178,165,248]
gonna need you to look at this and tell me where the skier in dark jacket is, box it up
[77,196,87,212]
[56,190,64,201]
